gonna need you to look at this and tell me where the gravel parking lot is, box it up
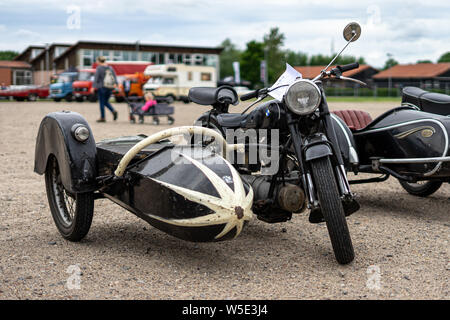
[0,99,448,299]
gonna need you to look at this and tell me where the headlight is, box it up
[71,124,90,142]
[284,79,321,115]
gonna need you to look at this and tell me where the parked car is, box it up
[2,85,49,101]
[50,72,78,102]
[72,69,97,102]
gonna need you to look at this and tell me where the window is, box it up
[193,54,204,65]
[184,54,192,65]
[163,78,174,84]
[168,53,175,63]
[113,51,122,61]
[201,73,211,81]
[142,52,152,61]
[13,70,32,85]
[159,53,165,64]
[187,72,193,81]
[54,46,67,58]
[177,54,183,63]
[82,49,93,67]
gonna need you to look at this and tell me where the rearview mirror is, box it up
[343,22,361,42]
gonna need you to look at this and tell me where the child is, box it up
[138,91,157,114]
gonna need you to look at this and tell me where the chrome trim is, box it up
[353,118,448,176]
[379,156,450,164]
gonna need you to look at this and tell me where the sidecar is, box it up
[34,111,253,242]
[331,87,450,194]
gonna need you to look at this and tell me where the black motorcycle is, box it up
[190,22,365,264]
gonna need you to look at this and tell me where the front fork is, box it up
[286,98,356,216]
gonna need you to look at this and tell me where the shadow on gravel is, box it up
[67,218,342,272]
[356,190,450,222]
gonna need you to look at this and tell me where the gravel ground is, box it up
[0,99,448,300]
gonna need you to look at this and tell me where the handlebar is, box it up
[240,89,260,101]
[336,62,359,73]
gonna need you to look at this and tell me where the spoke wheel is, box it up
[399,180,443,197]
[45,156,94,241]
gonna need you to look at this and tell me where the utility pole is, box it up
[387,53,393,96]
[263,46,269,87]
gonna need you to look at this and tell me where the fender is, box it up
[34,111,97,193]
[304,134,333,161]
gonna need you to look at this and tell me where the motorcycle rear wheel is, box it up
[310,157,355,264]
[399,180,442,197]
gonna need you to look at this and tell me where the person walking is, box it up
[92,56,118,122]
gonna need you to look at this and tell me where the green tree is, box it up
[285,50,308,66]
[263,27,286,83]
[383,57,398,70]
[437,52,450,63]
[417,59,432,64]
[0,50,19,60]
[219,38,242,79]
[240,40,264,88]
[308,54,365,66]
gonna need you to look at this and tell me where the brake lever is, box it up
[337,76,367,86]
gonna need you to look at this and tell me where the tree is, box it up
[240,40,264,88]
[438,52,450,63]
[0,50,19,60]
[219,39,242,79]
[285,50,308,66]
[383,57,398,70]
[263,27,286,84]
[308,54,366,66]
[417,60,432,64]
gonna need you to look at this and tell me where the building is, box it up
[294,64,378,87]
[373,63,450,90]
[0,60,32,86]
[14,41,223,85]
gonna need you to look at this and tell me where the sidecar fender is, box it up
[34,111,97,193]
[304,134,333,161]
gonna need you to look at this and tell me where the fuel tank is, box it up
[96,136,253,242]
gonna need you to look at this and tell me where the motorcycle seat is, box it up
[402,87,450,115]
[217,113,249,127]
[332,110,373,131]
[189,86,238,106]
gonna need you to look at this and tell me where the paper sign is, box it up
[268,63,303,101]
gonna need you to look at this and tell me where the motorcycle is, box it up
[191,22,367,264]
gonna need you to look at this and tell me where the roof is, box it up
[373,63,450,79]
[14,45,45,61]
[0,60,32,68]
[294,64,374,79]
[54,40,223,62]
[30,43,71,63]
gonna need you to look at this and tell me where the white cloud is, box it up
[0,0,448,67]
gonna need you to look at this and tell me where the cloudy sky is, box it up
[0,0,448,68]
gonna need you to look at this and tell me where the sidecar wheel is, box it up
[45,156,94,241]
[399,180,443,197]
[310,157,354,264]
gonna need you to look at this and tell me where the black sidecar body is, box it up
[331,88,450,183]
[34,111,253,243]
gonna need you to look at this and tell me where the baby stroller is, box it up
[126,96,175,125]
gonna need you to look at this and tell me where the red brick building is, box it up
[0,60,32,86]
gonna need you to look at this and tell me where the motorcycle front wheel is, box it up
[399,180,442,197]
[310,157,355,264]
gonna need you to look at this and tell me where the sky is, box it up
[0,0,449,68]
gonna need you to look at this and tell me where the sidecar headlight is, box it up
[71,124,90,142]
[284,79,321,115]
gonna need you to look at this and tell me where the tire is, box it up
[168,116,175,125]
[27,94,37,101]
[65,94,73,102]
[75,97,84,102]
[53,98,61,102]
[44,156,94,241]
[88,94,97,103]
[165,95,175,104]
[310,157,354,264]
[152,117,159,125]
[399,180,443,197]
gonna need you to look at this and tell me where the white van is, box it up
[143,64,216,103]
